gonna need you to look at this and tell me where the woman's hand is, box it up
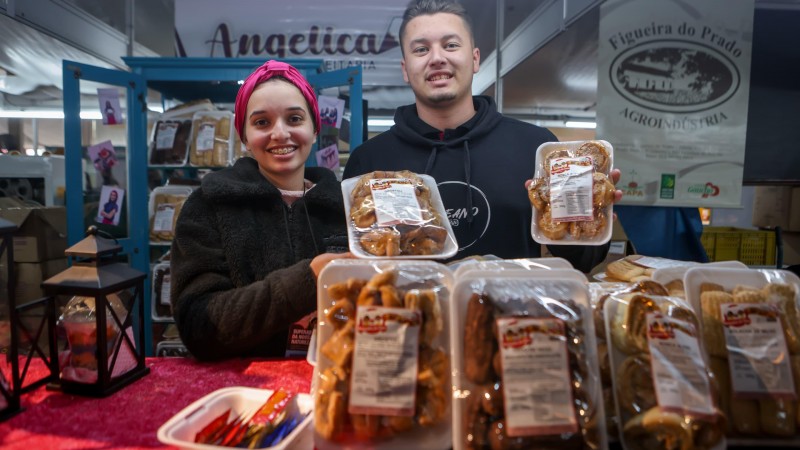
[310,252,354,278]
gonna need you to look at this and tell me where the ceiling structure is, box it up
[0,0,799,144]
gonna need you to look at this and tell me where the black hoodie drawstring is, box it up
[281,185,320,262]
[424,145,439,175]
[463,140,473,226]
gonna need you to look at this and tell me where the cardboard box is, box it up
[0,206,67,263]
[752,186,792,230]
[0,258,68,304]
[782,231,800,266]
[790,187,800,232]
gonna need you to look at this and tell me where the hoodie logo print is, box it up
[438,181,490,251]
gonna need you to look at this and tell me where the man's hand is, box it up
[310,252,354,278]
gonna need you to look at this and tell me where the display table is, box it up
[0,357,313,449]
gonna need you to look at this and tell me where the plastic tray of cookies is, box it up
[342,172,458,259]
[157,386,313,450]
[313,259,454,450]
[149,185,194,244]
[188,110,234,168]
[603,294,726,450]
[529,140,614,246]
[684,266,800,445]
[449,270,607,450]
[451,256,574,279]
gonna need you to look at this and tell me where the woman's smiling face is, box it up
[243,79,317,188]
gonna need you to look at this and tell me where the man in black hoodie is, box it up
[343,0,621,272]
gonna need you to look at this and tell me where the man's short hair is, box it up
[399,0,474,55]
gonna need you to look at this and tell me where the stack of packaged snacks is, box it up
[149,186,193,243]
[342,171,457,259]
[529,140,614,246]
[605,293,726,450]
[685,267,800,442]
[451,270,606,450]
[148,99,215,166]
[189,111,234,167]
[589,279,670,441]
[651,261,748,300]
[151,262,172,321]
[313,260,453,450]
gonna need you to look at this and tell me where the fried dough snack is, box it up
[314,270,449,442]
[349,171,449,256]
[694,281,800,438]
[529,140,613,243]
[189,112,232,167]
[461,291,601,449]
[149,192,190,242]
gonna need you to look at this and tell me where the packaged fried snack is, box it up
[529,140,614,245]
[149,186,193,243]
[685,267,800,441]
[313,260,453,449]
[604,294,726,450]
[189,111,234,167]
[452,272,607,450]
[342,171,457,259]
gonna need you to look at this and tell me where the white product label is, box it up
[646,313,715,417]
[634,256,697,270]
[722,303,796,398]
[349,306,420,416]
[196,123,216,151]
[549,157,593,221]
[369,178,423,226]
[160,273,171,306]
[498,317,577,437]
[153,205,176,232]
[155,122,178,150]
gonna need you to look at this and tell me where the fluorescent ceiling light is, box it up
[367,118,394,127]
[0,110,104,120]
[564,121,596,129]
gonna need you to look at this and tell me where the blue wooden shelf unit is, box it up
[63,57,363,354]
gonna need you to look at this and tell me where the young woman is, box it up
[170,61,351,361]
[99,189,119,225]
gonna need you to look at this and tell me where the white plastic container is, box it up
[451,257,573,279]
[149,185,194,244]
[651,260,747,288]
[531,140,614,246]
[189,110,234,168]
[449,271,607,450]
[313,259,454,450]
[157,386,313,450]
[341,173,458,259]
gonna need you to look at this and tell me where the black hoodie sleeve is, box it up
[547,242,611,274]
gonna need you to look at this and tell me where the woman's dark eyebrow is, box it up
[249,106,306,118]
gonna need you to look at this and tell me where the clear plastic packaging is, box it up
[313,260,453,450]
[189,110,234,167]
[149,185,194,243]
[58,294,137,383]
[157,387,313,450]
[450,271,607,450]
[451,257,573,279]
[530,140,614,246]
[342,171,457,259]
[151,262,173,321]
[651,261,747,299]
[148,100,216,167]
[604,294,726,450]
[685,266,800,442]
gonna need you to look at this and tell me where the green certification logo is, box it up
[660,174,675,199]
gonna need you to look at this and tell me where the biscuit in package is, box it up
[604,293,726,450]
[529,140,614,246]
[313,260,453,449]
[452,272,607,450]
[685,267,800,440]
[343,171,457,259]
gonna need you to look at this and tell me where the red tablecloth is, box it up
[0,357,314,449]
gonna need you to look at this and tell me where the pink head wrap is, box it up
[234,60,320,140]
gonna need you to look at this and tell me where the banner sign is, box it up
[175,0,407,88]
[597,0,754,207]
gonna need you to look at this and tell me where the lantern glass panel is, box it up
[57,288,138,383]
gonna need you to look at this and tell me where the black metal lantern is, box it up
[1,216,60,421]
[42,226,149,396]
[0,217,21,419]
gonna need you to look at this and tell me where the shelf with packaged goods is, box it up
[63,57,363,355]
